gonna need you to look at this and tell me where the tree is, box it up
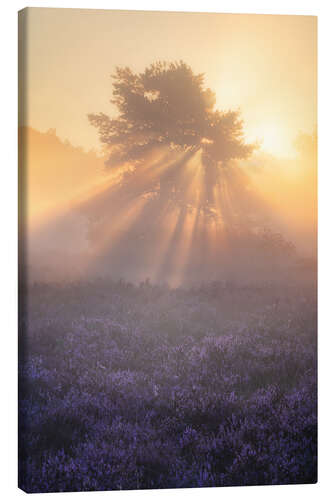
[83,62,298,283]
[88,61,256,210]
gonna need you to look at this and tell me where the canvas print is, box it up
[18,8,317,493]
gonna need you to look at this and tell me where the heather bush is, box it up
[19,280,317,492]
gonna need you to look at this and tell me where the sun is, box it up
[246,122,294,158]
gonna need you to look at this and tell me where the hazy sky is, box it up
[22,8,316,157]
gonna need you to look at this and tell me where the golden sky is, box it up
[21,8,316,157]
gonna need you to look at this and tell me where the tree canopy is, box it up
[88,61,256,208]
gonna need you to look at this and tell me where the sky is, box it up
[21,8,316,158]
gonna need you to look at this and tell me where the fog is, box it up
[20,126,316,287]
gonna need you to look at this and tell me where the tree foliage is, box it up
[88,61,256,206]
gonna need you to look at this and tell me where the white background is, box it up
[1,1,332,498]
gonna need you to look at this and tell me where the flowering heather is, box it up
[18,280,317,492]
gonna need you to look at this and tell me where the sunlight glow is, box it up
[246,122,294,158]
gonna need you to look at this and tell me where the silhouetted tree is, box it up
[88,61,256,209]
[82,62,298,282]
